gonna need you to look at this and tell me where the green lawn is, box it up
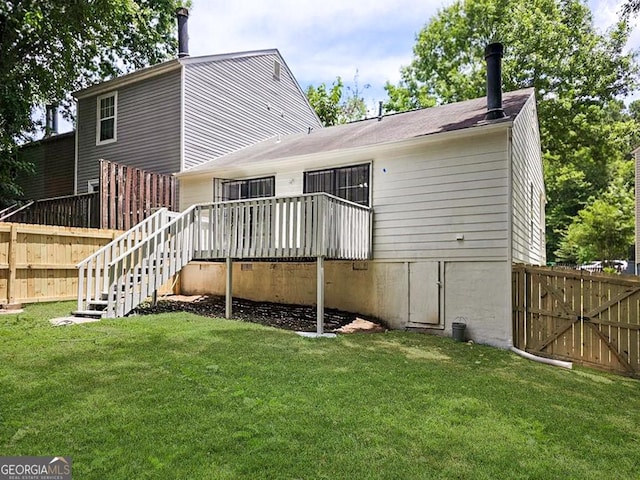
[1,302,639,479]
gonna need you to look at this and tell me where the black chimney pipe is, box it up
[176,7,189,58]
[484,42,506,120]
[45,104,58,136]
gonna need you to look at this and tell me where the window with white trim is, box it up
[222,176,275,201]
[96,92,117,145]
[87,178,99,193]
[303,164,370,206]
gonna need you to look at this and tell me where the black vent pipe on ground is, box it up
[484,42,506,120]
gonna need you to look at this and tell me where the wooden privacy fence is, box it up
[1,161,175,230]
[100,160,176,230]
[513,264,640,377]
[6,193,99,228]
[0,223,121,305]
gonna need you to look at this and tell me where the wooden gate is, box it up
[513,265,640,377]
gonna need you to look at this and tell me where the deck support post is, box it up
[151,290,158,307]
[316,256,324,334]
[225,256,232,319]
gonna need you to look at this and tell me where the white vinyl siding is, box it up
[372,131,510,261]
[178,127,515,262]
[96,92,117,145]
[511,95,545,265]
[183,53,321,170]
[179,176,213,210]
[275,172,303,197]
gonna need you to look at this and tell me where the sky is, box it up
[54,0,639,133]
[184,0,640,115]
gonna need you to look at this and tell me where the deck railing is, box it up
[76,208,175,313]
[1,194,97,227]
[193,193,372,260]
[106,206,195,317]
[76,193,372,319]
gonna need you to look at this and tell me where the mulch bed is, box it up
[133,295,372,332]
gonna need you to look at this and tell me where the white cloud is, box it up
[186,0,448,99]
[51,0,640,135]
[187,0,639,103]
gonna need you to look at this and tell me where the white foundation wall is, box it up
[179,259,512,348]
[442,261,511,347]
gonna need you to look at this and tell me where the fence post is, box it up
[6,224,20,308]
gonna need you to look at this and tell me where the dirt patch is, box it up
[133,295,386,334]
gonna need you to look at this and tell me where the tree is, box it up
[0,0,184,206]
[306,71,371,126]
[385,0,639,260]
[555,170,635,265]
[306,78,345,127]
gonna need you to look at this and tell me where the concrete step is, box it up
[88,299,108,309]
[72,310,105,319]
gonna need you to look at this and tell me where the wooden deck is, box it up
[76,193,372,324]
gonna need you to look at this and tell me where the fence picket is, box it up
[513,265,640,378]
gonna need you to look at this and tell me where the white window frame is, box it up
[303,163,371,206]
[96,91,118,145]
[87,178,99,193]
[221,176,275,201]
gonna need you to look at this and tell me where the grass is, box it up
[1,302,640,479]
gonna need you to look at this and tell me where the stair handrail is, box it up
[0,203,18,217]
[76,208,171,313]
[0,201,34,222]
[105,205,196,317]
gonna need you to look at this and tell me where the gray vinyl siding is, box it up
[511,95,545,265]
[76,69,182,193]
[17,133,75,200]
[183,53,321,170]
[372,130,510,261]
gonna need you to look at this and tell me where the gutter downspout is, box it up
[510,347,573,369]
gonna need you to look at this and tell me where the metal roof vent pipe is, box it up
[176,7,189,58]
[45,104,58,137]
[484,42,506,120]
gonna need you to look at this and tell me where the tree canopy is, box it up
[555,166,635,264]
[385,0,639,262]
[0,0,184,205]
[306,72,370,126]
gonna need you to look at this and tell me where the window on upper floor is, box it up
[222,176,275,201]
[303,163,370,206]
[96,92,117,145]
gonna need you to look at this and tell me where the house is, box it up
[73,46,322,195]
[74,42,544,349]
[16,132,75,201]
[11,8,322,229]
[169,45,545,348]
